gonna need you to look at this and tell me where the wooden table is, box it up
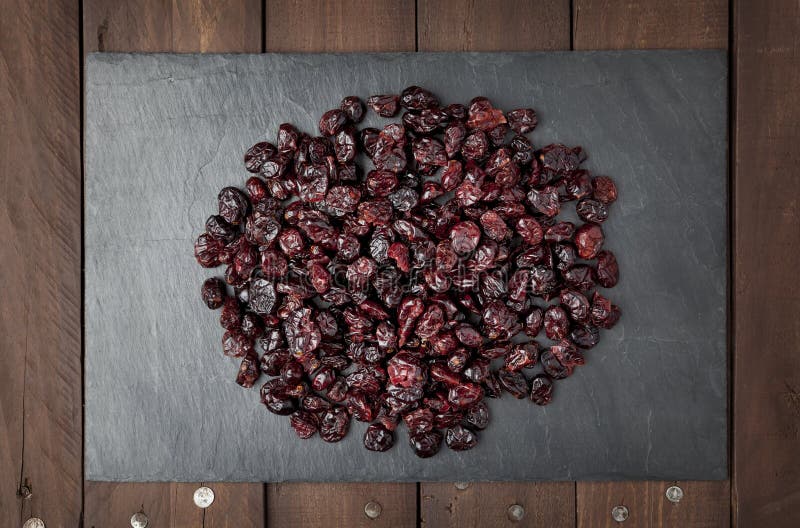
[1,1,797,526]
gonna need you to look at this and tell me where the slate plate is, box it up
[85,51,727,482]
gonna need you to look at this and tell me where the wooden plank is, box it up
[733,1,800,526]
[265,0,416,52]
[263,2,418,527]
[576,481,730,528]
[573,0,728,50]
[82,1,265,525]
[573,1,731,526]
[84,482,202,528]
[83,0,262,52]
[267,483,416,527]
[0,0,82,526]
[418,0,571,51]
[422,482,574,527]
[418,2,574,526]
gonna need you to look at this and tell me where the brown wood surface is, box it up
[577,481,730,528]
[2,0,798,525]
[573,1,732,526]
[418,0,571,51]
[83,0,262,53]
[422,482,575,527]
[265,0,416,52]
[733,1,800,526]
[263,2,417,525]
[267,483,416,527]
[0,0,83,527]
[81,1,265,525]
[573,0,728,50]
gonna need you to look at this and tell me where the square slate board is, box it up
[85,51,727,482]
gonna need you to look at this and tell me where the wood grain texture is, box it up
[82,1,265,525]
[418,0,570,51]
[83,0,262,52]
[0,0,82,526]
[418,2,575,526]
[573,0,728,50]
[265,0,416,52]
[264,3,417,526]
[85,482,202,528]
[422,482,575,527]
[576,481,730,528]
[268,483,416,527]
[734,1,800,526]
[574,1,731,526]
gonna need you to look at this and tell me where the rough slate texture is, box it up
[85,51,727,482]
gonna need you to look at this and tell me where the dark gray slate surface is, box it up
[85,51,727,482]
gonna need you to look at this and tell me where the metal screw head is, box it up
[23,519,45,528]
[193,486,215,508]
[666,485,684,503]
[364,501,382,519]
[130,512,149,528]
[18,485,32,499]
[454,481,470,490]
[611,505,629,522]
[507,504,525,522]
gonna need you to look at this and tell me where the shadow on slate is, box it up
[84,51,727,482]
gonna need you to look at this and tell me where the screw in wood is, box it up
[454,482,470,490]
[193,486,215,508]
[507,504,525,522]
[665,485,684,503]
[23,519,45,528]
[611,505,629,522]
[364,501,382,519]
[130,512,149,528]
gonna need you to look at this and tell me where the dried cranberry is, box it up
[364,423,394,451]
[409,430,443,458]
[319,407,350,442]
[506,108,538,134]
[530,374,554,405]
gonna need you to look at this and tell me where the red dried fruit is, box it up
[445,425,478,451]
[575,223,605,259]
[506,108,538,134]
[530,374,554,405]
[592,176,618,204]
[201,278,226,309]
[197,87,621,456]
[409,430,443,458]
[290,410,318,439]
[364,423,394,451]
[319,407,350,442]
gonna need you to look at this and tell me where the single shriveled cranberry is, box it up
[530,374,554,405]
[201,278,226,309]
[506,108,538,134]
[450,221,481,254]
[290,410,318,439]
[497,369,529,399]
[595,249,619,288]
[319,109,347,136]
[574,223,605,259]
[409,430,443,458]
[592,176,618,204]
[319,407,350,442]
[367,94,400,117]
[446,425,478,451]
[340,95,365,123]
[364,423,394,452]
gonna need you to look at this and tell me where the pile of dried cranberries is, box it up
[195,86,620,457]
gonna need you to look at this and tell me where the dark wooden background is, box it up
[1,0,797,526]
